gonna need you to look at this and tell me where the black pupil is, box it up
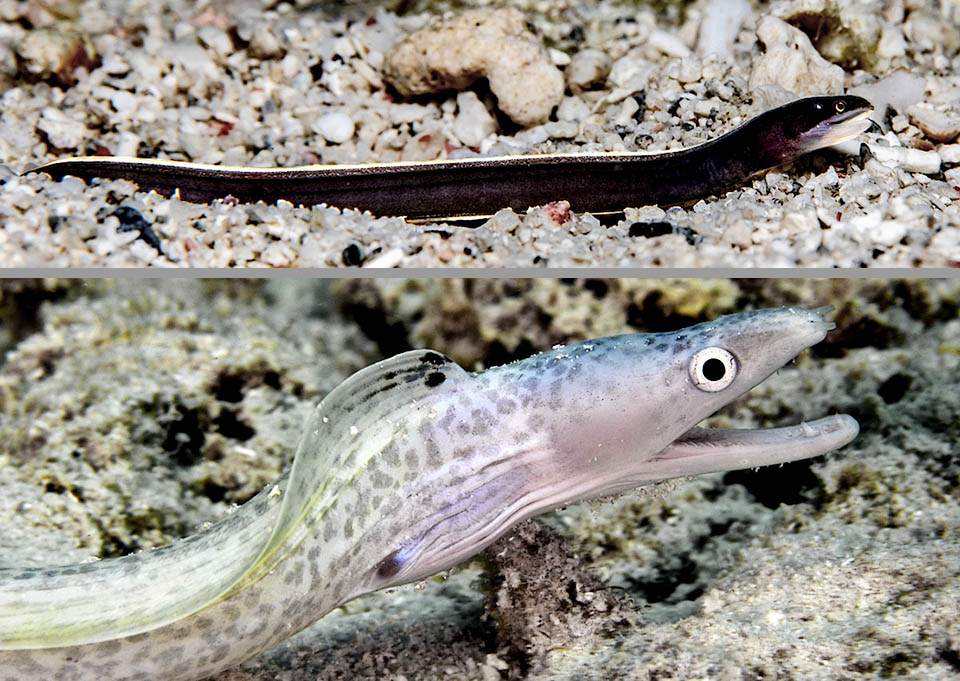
[702,357,726,382]
[836,100,846,113]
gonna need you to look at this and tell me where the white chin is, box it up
[806,113,872,152]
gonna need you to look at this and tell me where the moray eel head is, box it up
[791,94,874,152]
[530,305,859,495]
[361,306,858,590]
[751,95,873,166]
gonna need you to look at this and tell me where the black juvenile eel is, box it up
[28,95,871,221]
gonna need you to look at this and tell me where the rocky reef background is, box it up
[0,278,957,680]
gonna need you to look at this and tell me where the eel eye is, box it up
[835,99,847,114]
[689,347,738,392]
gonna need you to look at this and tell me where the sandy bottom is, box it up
[1,0,958,266]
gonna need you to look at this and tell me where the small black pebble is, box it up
[677,225,698,246]
[342,243,363,266]
[111,206,163,253]
[632,93,647,123]
[628,221,672,238]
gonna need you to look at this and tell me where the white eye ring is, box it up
[689,347,738,392]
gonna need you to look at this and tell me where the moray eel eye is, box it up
[835,99,847,114]
[689,347,738,392]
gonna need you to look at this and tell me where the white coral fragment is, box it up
[749,15,845,96]
[382,8,563,127]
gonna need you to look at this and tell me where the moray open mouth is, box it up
[652,414,859,477]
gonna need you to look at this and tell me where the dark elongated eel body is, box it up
[29,95,871,220]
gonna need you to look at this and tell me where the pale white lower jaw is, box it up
[806,111,873,152]
[645,414,860,480]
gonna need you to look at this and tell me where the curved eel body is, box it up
[27,96,871,220]
[0,307,859,681]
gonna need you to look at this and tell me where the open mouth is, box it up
[647,414,860,480]
[808,106,875,151]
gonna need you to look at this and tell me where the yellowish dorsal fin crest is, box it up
[0,350,467,649]
[240,350,469,584]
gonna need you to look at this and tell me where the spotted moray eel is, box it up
[0,306,858,681]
